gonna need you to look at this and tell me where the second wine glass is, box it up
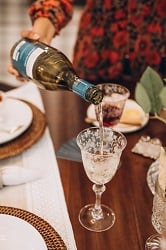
[145,181,166,250]
[95,83,130,127]
[76,126,127,232]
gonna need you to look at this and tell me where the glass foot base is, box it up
[79,204,115,232]
[145,234,161,250]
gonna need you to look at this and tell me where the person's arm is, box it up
[8,0,73,80]
[29,0,73,38]
[21,17,56,45]
[27,0,73,44]
[8,17,55,81]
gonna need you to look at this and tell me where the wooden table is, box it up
[1,83,166,249]
[40,89,166,250]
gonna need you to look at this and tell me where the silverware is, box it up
[0,124,24,134]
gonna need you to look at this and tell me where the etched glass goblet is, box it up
[76,126,127,232]
[145,181,166,249]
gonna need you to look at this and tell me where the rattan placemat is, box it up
[0,206,67,249]
[0,99,46,160]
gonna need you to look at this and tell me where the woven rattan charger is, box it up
[0,99,46,159]
[0,206,67,249]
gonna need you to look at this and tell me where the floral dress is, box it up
[29,0,166,85]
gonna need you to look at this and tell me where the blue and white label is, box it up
[72,79,93,100]
[12,40,44,78]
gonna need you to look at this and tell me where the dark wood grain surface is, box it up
[39,89,166,250]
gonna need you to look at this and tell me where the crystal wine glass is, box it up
[145,181,166,249]
[76,126,127,232]
[95,83,130,127]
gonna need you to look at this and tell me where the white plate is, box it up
[86,99,149,133]
[146,160,159,195]
[0,98,33,144]
[0,214,47,250]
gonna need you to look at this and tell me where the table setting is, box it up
[1,65,165,249]
[0,91,46,159]
[0,97,33,144]
[57,67,164,164]
[56,82,148,161]
[55,66,166,249]
[26,65,165,249]
[86,98,149,133]
[0,82,77,250]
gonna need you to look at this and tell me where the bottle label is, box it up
[12,40,44,78]
[72,79,93,100]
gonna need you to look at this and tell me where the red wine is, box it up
[102,104,122,126]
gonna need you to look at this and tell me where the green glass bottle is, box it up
[11,39,103,105]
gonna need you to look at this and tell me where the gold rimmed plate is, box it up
[0,99,46,159]
[0,98,33,144]
[0,206,67,250]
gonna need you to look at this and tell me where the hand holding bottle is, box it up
[8,17,56,81]
[10,38,103,104]
[8,29,39,82]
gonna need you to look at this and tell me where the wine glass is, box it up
[145,180,166,249]
[95,83,130,127]
[76,126,127,232]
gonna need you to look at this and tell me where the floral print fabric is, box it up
[29,0,73,35]
[29,0,166,84]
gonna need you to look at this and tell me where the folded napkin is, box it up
[0,166,41,188]
[56,137,82,162]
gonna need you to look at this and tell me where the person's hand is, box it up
[8,30,40,82]
[8,17,56,82]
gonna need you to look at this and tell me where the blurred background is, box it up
[0,0,84,87]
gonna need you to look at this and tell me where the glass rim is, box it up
[76,126,127,154]
[96,83,130,97]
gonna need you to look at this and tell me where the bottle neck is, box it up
[72,78,93,99]
[72,78,103,104]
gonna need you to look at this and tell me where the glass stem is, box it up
[92,184,106,220]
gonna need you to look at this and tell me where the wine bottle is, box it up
[10,39,103,105]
